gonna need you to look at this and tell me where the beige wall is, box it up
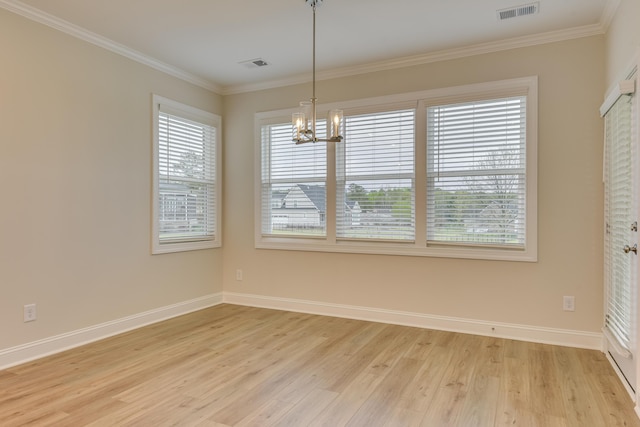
[1,2,620,354]
[0,9,223,349]
[223,36,606,332]
[604,0,640,89]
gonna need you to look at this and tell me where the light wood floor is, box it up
[1,304,638,426]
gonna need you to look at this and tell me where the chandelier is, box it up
[292,0,343,144]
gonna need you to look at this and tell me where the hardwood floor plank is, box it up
[382,407,425,427]
[234,399,295,427]
[528,345,567,419]
[552,346,608,426]
[1,304,638,427]
[458,375,501,426]
[309,372,385,427]
[457,336,504,425]
[494,355,533,426]
[345,357,422,426]
[420,333,484,425]
[268,388,338,426]
[395,338,451,413]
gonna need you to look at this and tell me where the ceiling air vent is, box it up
[497,2,539,20]
[239,58,270,69]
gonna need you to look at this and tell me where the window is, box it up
[152,95,221,254]
[256,77,537,261]
[261,121,327,237]
[337,108,415,241]
[426,97,526,248]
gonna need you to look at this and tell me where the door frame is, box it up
[601,50,639,410]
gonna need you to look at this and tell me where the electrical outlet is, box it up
[24,304,37,322]
[236,269,243,281]
[563,296,575,312]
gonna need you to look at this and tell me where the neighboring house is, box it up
[272,184,361,230]
[158,182,199,234]
[346,200,361,227]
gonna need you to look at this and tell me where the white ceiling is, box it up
[2,0,615,93]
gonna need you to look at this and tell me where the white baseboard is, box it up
[223,292,603,350]
[0,293,223,371]
[1,291,604,371]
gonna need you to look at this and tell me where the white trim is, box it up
[605,351,637,402]
[602,49,640,406]
[602,50,640,116]
[604,326,633,358]
[0,293,223,371]
[0,0,220,94]
[255,77,538,262]
[151,95,222,254]
[224,25,602,95]
[600,79,636,117]
[0,292,603,371]
[0,0,607,96]
[223,292,603,350]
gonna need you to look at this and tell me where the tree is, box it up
[391,189,412,219]
[473,149,521,235]
[346,183,369,210]
[172,151,206,179]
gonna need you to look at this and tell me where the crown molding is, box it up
[0,0,222,94]
[222,23,605,95]
[2,0,610,98]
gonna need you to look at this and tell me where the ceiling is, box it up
[2,0,615,94]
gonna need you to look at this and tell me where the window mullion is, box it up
[415,100,427,246]
[326,133,337,244]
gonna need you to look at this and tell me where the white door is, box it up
[604,80,637,392]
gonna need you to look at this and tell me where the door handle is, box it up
[624,244,638,254]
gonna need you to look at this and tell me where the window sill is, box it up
[152,239,221,254]
[255,237,536,262]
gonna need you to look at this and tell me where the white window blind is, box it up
[152,96,220,254]
[256,77,537,260]
[337,109,415,241]
[427,96,527,247]
[261,122,327,237]
[158,111,216,242]
[604,93,634,352]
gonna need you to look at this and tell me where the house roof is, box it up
[289,184,359,213]
[297,184,326,213]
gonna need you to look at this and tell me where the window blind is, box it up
[427,96,526,247]
[604,93,634,351]
[158,110,216,243]
[261,122,327,237]
[337,109,415,241]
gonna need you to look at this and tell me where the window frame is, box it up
[152,95,221,254]
[425,95,528,249]
[260,120,329,239]
[336,104,417,242]
[255,77,537,261]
